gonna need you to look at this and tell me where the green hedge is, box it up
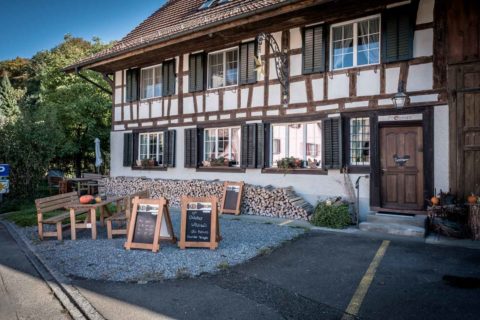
[311,201,351,229]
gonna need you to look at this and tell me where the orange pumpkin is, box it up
[467,194,478,204]
[430,196,440,206]
[79,195,94,204]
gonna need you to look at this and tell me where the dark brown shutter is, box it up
[262,123,271,168]
[323,118,342,169]
[239,41,257,85]
[241,124,259,168]
[256,123,266,169]
[162,59,176,96]
[126,69,139,102]
[303,25,325,74]
[189,53,205,92]
[184,128,197,168]
[123,133,133,167]
[164,130,176,168]
[382,5,415,63]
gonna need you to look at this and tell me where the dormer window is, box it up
[199,0,229,10]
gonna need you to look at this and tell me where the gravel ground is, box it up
[17,211,304,282]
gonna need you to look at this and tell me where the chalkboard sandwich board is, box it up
[179,196,221,250]
[124,197,176,252]
[220,181,244,215]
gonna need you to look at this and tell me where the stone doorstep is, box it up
[359,221,425,238]
[366,213,426,228]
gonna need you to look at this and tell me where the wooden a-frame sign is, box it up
[124,197,176,253]
[220,181,244,215]
[178,196,221,250]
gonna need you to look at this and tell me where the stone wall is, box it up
[103,177,313,220]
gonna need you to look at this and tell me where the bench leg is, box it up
[70,209,76,241]
[107,220,113,239]
[56,222,63,241]
[38,223,44,241]
[91,208,97,240]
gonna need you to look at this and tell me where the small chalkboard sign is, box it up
[220,181,244,215]
[179,196,220,250]
[124,197,176,252]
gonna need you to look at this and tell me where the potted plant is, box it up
[276,156,302,174]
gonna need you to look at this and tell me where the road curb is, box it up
[0,221,105,320]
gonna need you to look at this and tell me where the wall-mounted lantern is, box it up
[392,80,409,110]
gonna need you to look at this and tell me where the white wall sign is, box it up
[378,113,423,122]
[0,180,9,194]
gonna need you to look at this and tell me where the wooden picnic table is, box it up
[67,196,125,240]
[65,177,97,194]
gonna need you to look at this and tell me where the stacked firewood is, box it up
[102,177,313,220]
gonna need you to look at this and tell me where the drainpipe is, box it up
[355,175,369,226]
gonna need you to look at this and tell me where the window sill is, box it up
[345,166,370,174]
[196,167,246,173]
[261,168,328,175]
[132,166,168,171]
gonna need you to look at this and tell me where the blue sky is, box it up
[0,0,167,61]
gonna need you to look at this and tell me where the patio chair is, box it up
[105,190,150,239]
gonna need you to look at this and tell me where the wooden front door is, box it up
[380,126,424,210]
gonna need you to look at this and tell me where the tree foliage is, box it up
[0,35,113,198]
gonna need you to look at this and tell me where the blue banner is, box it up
[0,164,10,177]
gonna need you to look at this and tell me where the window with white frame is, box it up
[141,65,162,99]
[138,132,164,165]
[271,122,322,166]
[208,48,238,89]
[331,16,380,70]
[203,127,241,166]
[349,118,370,165]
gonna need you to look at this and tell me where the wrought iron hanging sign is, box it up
[256,32,289,107]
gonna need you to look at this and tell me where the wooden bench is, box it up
[81,173,103,195]
[35,192,88,241]
[105,190,150,239]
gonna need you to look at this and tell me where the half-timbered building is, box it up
[66,0,480,222]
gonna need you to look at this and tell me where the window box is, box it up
[262,168,327,175]
[196,167,246,173]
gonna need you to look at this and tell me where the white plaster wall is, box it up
[123,106,131,121]
[407,63,433,92]
[328,74,349,99]
[152,101,162,118]
[183,75,189,93]
[312,78,324,101]
[132,105,138,120]
[115,88,122,105]
[115,71,122,86]
[114,107,121,121]
[196,95,204,113]
[240,89,249,108]
[139,102,149,119]
[348,174,371,221]
[413,29,433,58]
[357,70,380,96]
[110,130,364,209]
[269,58,278,80]
[183,54,189,72]
[289,81,308,104]
[434,104,450,192]
[170,99,178,116]
[183,97,194,114]
[290,54,303,77]
[416,0,434,24]
[252,86,265,107]
[385,67,400,94]
[205,94,219,112]
[269,84,281,106]
[290,28,302,49]
[223,90,237,110]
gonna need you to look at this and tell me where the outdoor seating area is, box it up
[46,171,105,196]
[25,180,303,282]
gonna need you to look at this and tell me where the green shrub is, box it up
[311,201,351,229]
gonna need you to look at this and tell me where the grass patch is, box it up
[217,261,229,270]
[258,247,273,256]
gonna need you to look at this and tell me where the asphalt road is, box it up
[71,231,480,320]
[0,223,70,320]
